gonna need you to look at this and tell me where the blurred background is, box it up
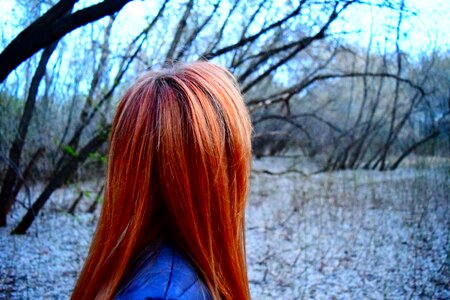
[0,0,449,299]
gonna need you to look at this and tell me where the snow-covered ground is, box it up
[1,157,449,299]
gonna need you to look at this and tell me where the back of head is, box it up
[72,61,252,300]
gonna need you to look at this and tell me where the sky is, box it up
[1,0,449,55]
[408,0,450,51]
[331,0,450,55]
[0,0,449,89]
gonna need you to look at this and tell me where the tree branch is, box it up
[247,72,426,108]
[0,0,133,83]
[203,2,304,59]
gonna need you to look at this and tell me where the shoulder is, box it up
[115,245,212,300]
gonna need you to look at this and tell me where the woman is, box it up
[71,61,252,300]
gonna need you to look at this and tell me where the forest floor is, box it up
[0,156,449,299]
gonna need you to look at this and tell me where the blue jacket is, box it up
[115,244,212,300]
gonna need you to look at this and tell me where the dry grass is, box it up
[0,156,449,299]
[246,156,450,299]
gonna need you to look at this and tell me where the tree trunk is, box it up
[68,191,84,215]
[0,42,58,227]
[10,148,45,206]
[389,131,441,170]
[87,184,105,213]
[12,128,109,234]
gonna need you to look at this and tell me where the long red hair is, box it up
[71,61,252,299]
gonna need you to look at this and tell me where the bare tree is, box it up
[0,0,134,83]
[11,2,169,233]
[0,41,62,226]
[2,0,440,234]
